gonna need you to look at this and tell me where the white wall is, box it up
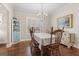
[14,10,51,41]
[2,3,13,47]
[51,4,79,48]
[0,4,9,43]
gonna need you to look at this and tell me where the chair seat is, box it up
[47,43,60,46]
[46,43,60,49]
[46,43,61,56]
[44,27,64,56]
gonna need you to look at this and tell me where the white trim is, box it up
[6,43,12,48]
[6,40,31,48]
[20,39,31,41]
[73,45,79,49]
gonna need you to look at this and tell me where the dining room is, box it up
[11,3,79,56]
[0,3,79,56]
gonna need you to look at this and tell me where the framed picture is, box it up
[57,14,73,28]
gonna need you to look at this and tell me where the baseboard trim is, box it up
[20,39,31,41]
[6,43,12,48]
[60,43,79,49]
[6,40,31,48]
[73,45,79,49]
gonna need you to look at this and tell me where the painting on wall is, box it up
[57,14,73,28]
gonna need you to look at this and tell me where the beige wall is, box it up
[51,4,79,48]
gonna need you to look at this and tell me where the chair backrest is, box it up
[53,28,64,43]
[51,27,53,34]
[29,27,34,39]
[29,27,39,47]
[50,27,54,44]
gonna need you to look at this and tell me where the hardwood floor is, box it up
[59,45,79,56]
[7,41,32,56]
[0,41,79,56]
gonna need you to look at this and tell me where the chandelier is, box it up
[37,4,48,19]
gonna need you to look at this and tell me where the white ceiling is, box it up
[11,3,68,15]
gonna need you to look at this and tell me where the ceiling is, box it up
[11,3,68,15]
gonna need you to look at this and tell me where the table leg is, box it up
[41,40,44,56]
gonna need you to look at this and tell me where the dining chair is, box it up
[50,26,54,44]
[46,27,64,56]
[40,27,54,56]
[29,27,41,56]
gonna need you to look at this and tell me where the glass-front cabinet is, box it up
[12,17,20,44]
